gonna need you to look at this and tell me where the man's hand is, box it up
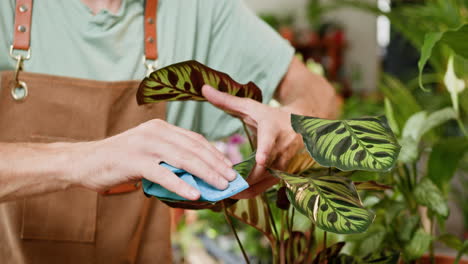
[202,85,304,198]
[74,119,237,200]
[203,85,303,170]
[202,57,338,199]
[0,119,237,202]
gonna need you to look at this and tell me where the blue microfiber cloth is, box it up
[142,162,249,202]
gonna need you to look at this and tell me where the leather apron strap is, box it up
[12,0,33,51]
[11,0,159,60]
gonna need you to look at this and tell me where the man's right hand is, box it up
[69,119,237,200]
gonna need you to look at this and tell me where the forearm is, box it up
[274,57,338,118]
[0,142,76,202]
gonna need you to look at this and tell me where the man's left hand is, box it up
[202,85,304,198]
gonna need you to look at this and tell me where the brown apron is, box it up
[0,0,171,263]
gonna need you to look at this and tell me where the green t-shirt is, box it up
[0,0,294,140]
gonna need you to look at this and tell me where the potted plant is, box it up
[136,60,402,263]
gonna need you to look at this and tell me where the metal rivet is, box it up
[147,37,154,43]
[11,81,28,101]
[19,5,28,12]
[147,17,154,24]
[17,25,27,33]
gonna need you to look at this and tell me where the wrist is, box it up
[47,141,105,190]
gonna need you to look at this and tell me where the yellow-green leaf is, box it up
[272,171,375,234]
[291,114,400,172]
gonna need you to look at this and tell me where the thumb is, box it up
[202,85,251,116]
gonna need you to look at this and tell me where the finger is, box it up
[255,124,278,167]
[202,85,255,117]
[158,142,230,190]
[142,162,201,200]
[153,131,236,182]
[144,120,231,169]
[171,126,233,167]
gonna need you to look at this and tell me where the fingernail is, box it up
[226,169,237,181]
[189,189,200,200]
[256,153,267,166]
[218,178,229,190]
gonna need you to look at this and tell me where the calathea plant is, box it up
[137,60,401,263]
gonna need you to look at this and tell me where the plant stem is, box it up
[304,224,316,263]
[429,215,435,264]
[263,193,279,239]
[411,163,418,189]
[290,208,295,235]
[222,201,250,264]
[242,120,255,151]
[403,164,413,191]
[397,164,418,212]
[456,117,468,138]
[280,203,287,264]
[323,231,328,251]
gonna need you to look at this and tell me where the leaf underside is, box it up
[291,114,401,172]
[158,197,237,211]
[272,171,375,234]
[137,60,263,104]
[227,195,275,244]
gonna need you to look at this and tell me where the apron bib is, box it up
[0,1,171,263]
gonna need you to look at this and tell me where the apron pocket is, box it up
[21,135,97,243]
[21,188,97,243]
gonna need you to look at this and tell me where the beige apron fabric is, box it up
[0,71,171,263]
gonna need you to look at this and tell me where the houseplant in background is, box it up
[136,60,402,263]
[304,1,468,262]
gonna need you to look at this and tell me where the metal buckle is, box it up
[142,56,158,76]
[9,45,30,101]
[9,45,31,61]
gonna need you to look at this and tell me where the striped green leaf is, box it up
[272,170,375,234]
[291,114,400,172]
[137,60,263,104]
[233,153,256,180]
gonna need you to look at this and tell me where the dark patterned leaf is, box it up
[331,251,400,264]
[272,170,375,234]
[285,231,308,264]
[137,60,263,104]
[361,251,400,264]
[312,242,345,264]
[291,114,400,172]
